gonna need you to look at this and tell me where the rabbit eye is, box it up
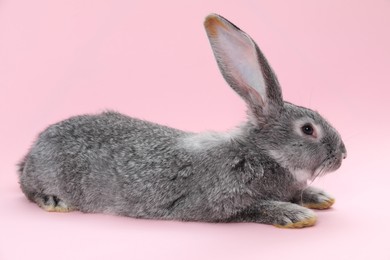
[301,124,314,136]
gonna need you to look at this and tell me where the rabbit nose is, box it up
[342,152,347,159]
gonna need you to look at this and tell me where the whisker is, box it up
[341,130,369,142]
[299,156,330,204]
[299,165,324,204]
[312,163,326,182]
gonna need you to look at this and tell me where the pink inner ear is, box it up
[246,86,265,107]
[234,77,265,107]
[205,15,268,109]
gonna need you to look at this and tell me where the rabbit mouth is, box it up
[312,155,343,180]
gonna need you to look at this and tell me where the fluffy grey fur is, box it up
[18,14,346,228]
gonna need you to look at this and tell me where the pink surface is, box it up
[1,0,389,259]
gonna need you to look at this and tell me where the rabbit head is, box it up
[204,14,346,181]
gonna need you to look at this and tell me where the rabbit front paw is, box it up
[295,187,335,210]
[273,203,317,228]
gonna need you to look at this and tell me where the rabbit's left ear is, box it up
[204,14,283,122]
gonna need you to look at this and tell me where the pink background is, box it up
[1,0,389,259]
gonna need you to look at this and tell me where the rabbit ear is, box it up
[204,14,283,122]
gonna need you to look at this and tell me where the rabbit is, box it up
[18,13,347,228]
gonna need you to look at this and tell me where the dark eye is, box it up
[301,123,314,136]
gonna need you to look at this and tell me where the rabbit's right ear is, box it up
[204,14,283,122]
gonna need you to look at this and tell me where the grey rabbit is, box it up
[18,14,347,228]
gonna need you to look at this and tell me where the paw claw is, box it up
[274,215,317,229]
[304,197,335,210]
[41,204,72,212]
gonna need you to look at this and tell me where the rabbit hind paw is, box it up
[38,195,72,213]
